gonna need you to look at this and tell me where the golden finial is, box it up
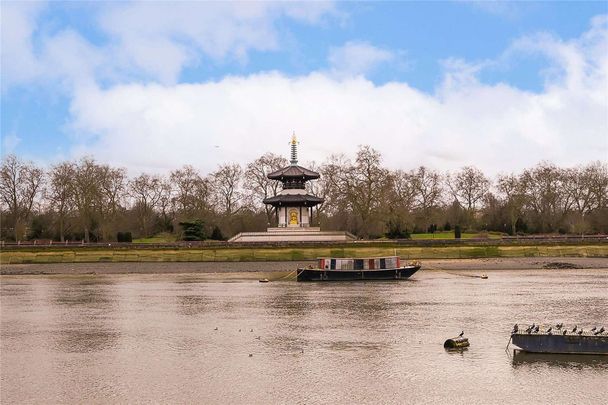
[290,131,298,164]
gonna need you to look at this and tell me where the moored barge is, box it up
[297,256,421,282]
[511,331,608,355]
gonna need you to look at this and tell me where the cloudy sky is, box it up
[2,1,607,176]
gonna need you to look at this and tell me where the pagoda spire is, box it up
[290,132,298,165]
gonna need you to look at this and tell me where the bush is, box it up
[210,225,225,241]
[179,220,207,241]
[386,219,411,239]
[454,225,462,239]
[117,232,132,243]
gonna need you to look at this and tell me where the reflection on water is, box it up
[1,268,607,404]
[511,350,608,370]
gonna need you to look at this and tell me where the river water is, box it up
[1,269,607,404]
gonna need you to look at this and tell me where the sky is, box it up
[1,1,607,176]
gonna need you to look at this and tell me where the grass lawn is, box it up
[132,233,177,243]
[2,244,606,264]
[410,232,504,239]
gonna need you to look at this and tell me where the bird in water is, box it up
[572,325,577,333]
[214,327,218,331]
[458,331,464,337]
[546,327,552,335]
[256,336,261,340]
[512,324,519,334]
[250,329,254,332]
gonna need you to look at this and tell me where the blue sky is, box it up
[2,1,607,175]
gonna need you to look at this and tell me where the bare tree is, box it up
[129,173,165,237]
[496,173,525,235]
[447,166,490,211]
[48,162,76,242]
[447,166,490,228]
[71,157,103,243]
[170,165,211,216]
[388,169,418,231]
[340,146,391,238]
[244,153,287,224]
[0,155,45,240]
[211,163,243,216]
[410,166,443,229]
[562,162,608,233]
[98,165,127,240]
[585,161,608,210]
[519,162,564,232]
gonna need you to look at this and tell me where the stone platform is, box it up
[228,227,356,243]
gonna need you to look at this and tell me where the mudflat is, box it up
[1,257,606,275]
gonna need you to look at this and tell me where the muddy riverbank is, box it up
[1,257,607,275]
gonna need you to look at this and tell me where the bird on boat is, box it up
[563,330,567,335]
[512,324,519,334]
[591,326,597,332]
[556,323,563,329]
[526,326,533,334]
[533,325,540,333]
[594,327,605,335]
[458,331,464,337]
[578,329,584,335]
[572,325,577,333]
[546,327,552,335]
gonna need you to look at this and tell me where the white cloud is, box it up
[1,1,338,89]
[2,132,22,155]
[0,1,46,89]
[328,41,398,77]
[67,67,606,178]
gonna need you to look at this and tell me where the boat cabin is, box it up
[318,256,401,270]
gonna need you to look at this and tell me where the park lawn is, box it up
[1,244,606,264]
[132,233,178,243]
[410,232,504,240]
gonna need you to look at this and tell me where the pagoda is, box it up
[228,135,355,242]
[262,135,324,228]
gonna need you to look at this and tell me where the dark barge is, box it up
[297,256,421,282]
[511,332,608,355]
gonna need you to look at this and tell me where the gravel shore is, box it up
[1,257,606,275]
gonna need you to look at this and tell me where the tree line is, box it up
[1,148,606,242]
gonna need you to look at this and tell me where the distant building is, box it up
[229,135,355,242]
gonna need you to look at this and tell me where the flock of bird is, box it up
[511,323,606,336]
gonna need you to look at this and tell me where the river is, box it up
[1,268,607,404]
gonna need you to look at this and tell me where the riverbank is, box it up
[1,243,606,265]
[1,257,607,275]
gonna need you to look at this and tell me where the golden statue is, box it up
[289,210,298,225]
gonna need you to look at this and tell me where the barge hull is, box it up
[297,265,420,282]
[511,333,608,355]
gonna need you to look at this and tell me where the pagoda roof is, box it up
[267,164,320,180]
[263,193,324,206]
